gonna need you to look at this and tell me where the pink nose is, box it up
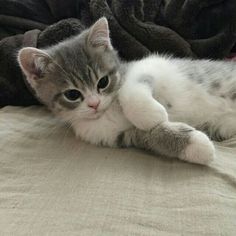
[87,96,100,110]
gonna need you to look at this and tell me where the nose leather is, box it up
[87,95,100,110]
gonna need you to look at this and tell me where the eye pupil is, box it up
[97,76,109,90]
[64,89,81,101]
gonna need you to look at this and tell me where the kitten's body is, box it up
[18,18,236,165]
[124,57,236,140]
[75,56,236,147]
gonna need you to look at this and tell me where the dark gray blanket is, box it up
[1,0,236,106]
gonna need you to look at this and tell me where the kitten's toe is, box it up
[179,131,215,165]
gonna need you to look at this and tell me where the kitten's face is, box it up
[18,18,121,122]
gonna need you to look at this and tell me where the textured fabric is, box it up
[1,0,236,58]
[0,106,236,235]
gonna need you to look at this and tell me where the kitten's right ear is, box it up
[18,47,51,87]
[87,17,112,49]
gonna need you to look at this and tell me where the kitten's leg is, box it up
[117,121,215,165]
[119,82,168,130]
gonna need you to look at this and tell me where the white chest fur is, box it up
[73,101,132,146]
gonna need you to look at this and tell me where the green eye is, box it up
[64,89,82,101]
[97,76,109,90]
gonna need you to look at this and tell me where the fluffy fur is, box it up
[17,18,236,165]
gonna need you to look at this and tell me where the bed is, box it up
[0,106,236,235]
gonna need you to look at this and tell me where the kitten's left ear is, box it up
[88,17,112,49]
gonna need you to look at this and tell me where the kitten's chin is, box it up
[87,110,104,120]
[88,113,102,120]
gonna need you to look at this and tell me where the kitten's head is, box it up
[18,17,121,122]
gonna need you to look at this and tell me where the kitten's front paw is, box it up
[132,103,168,130]
[179,131,215,165]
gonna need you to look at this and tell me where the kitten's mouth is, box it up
[88,109,104,119]
[88,103,110,119]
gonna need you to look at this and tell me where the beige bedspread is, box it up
[0,106,236,235]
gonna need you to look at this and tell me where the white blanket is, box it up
[0,106,236,235]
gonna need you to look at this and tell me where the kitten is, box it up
[18,18,236,165]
